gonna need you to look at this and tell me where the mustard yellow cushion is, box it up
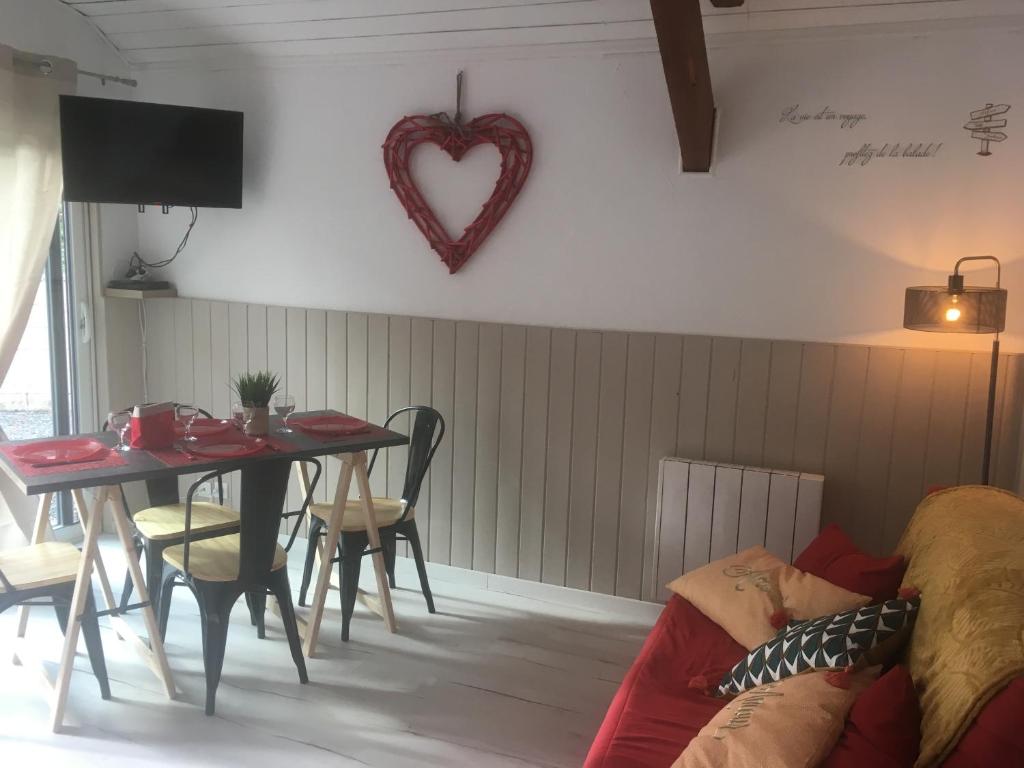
[667,546,871,651]
[672,669,878,768]
[896,485,1024,767]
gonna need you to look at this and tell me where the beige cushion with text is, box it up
[667,546,871,650]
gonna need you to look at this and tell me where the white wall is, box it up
[135,22,1024,352]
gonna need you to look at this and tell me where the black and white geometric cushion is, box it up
[716,595,920,697]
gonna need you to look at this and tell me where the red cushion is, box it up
[583,596,746,768]
[794,523,906,603]
[822,665,920,768]
[941,678,1024,768]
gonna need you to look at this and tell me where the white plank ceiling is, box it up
[59,0,1023,67]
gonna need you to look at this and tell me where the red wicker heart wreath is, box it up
[383,111,532,274]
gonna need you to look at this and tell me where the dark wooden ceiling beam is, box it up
[650,0,716,173]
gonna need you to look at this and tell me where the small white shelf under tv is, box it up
[104,287,178,300]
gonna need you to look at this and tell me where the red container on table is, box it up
[129,402,176,449]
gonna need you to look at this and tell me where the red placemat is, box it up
[291,413,371,440]
[0,441,126,477]
[147,434,296,468]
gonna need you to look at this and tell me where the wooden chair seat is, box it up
[0,542,81,592]
[309,497,409,532]
[135,502,239,541]
[162,534,287,583]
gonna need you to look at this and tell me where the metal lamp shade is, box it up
[903,286,1007,334]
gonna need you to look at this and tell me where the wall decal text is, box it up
[839,142,943,166]
[780,104,867,129]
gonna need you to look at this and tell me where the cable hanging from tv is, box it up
[127,206,199,276]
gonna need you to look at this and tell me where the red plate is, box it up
[294,415,369,436]
[186,440,267,459]
[176,418,233,438]
[12,438,109,466]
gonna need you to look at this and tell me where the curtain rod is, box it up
[12,50,137,88]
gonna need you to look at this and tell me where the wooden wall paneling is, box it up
[265,303,287,512]
[708,465,742,562]
[367,314,390,498]
[732,339,772,468]
[518,326,551,581]
[565,331,601,590]
[409,318,433,554]
[191,300,213,414]
[821,345,868,543]
[173,299,195,405]
[762,341,803,470]
[792,343,835,474]
[615,334,655,599]
[144,299,175,403]
[324,311,348,513]
[346,313,369,422]
[677,336,712,460]
[653,459,689,599]
[882,349,934,553]
[386,316,412,555]
[641,335,682,598]
[591,332,628,595]
[994,354,1023,490]
[764,472,799,561]
[988,352,1009,483]
[921,352,971,497]
[704,337,741,463]
[209,302,231,422]
[852,347,903,555]
[285,307,307,516]
[959,352,990,486]
[429,319,456,565]
[306,309,327,504]
[227,301,249,507]
[450,321,479,570]
[679,337,712,462]
[473,324,502,573]
[540,328,574,585]
[736,469,770,552]
[682,461,715,572]
[495,325,526,577]
[247,304,268,372]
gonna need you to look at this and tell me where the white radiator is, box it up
[651,457,824,600]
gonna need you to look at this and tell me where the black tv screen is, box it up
[59,95,243,208]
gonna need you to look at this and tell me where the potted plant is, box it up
[231,370,280,436]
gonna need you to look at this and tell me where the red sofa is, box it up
[584,595,1024,768]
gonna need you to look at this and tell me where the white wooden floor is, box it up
[0,537,661,767]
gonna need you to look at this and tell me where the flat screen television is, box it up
[59,95,243,209]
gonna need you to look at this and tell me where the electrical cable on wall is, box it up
[127,206,199,278]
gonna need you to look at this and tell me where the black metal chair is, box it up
[297,406,445,641]
[157,468,310,715]
[111,405,239,617]
[0,542,110,701]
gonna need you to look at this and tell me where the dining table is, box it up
[0,409,406,731]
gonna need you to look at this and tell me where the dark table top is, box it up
[0,411,407,496]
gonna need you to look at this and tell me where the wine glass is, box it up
[274,394,296,433]
[108,410,131,452]
[231,401,245,430]
[177,404,199,442]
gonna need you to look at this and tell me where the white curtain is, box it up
[0,46,75,547]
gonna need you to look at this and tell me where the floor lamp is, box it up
[904,256,1008,485]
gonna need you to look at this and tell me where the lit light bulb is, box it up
[946,306,961,322]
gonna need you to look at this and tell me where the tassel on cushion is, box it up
[770,609,791,630]
[688,675,711,695]
[825,665,855,689]
[898,586,920,600]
